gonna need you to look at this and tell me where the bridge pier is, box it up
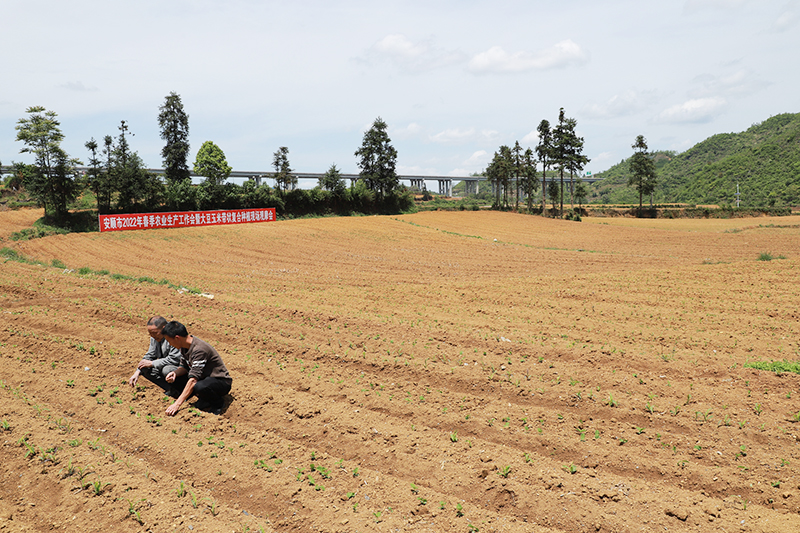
[438,179,452,197]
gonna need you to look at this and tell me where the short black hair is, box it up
[162,321,188,338]
[147,316,167,329]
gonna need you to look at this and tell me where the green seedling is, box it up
[498,465,511,478]
[91,478,110,496]
[127,498,145,525]
[456,502,464,517]
[410,482,419,494]
[449,431,458,443]
[563,462,577,474]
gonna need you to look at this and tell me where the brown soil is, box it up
[2,208,800,532]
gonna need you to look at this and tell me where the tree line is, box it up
[8,95,409,224]
[482,107,658,218]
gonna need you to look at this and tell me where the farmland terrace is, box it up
[1,208,799,532]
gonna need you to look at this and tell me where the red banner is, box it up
[99,208,276,232]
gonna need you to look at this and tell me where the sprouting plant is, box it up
[346,491,355,499]
[498,465,511,478]
[754,403,763,416]
[439,501,446,510]
[127,498,146,525]
[645,402,654,414]
[66,379,75,388]
[449,431,458,443]
[189,490,198,508]
[523,453,532,463]
[456,502,464,517]
[91,478,110,496]
[206,497,219,516]
[417,497,428,505]
[352,467,359,478]
[61,458,75,478]
[636,427,645,435]
[373,510,382,522]
[606,394,618,407]
[0,419,10,431]
[176,481,186,497]
[563,463,577,474]
[410,482,419,494]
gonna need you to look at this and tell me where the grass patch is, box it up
[744,360,800,375]
[0,248,202,294]
[757,252,786,261]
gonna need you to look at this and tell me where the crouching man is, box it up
[128,316,182,395]
[162,321,232,416]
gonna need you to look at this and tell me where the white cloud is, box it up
[392,122,423,139]
[581,91,648,119]
[592,151,614,165]
[655,97,727,123]
[521,130,540,145]
[683,0,749,13]
[464,150,489,166]
[773,3,799,31]
[367,34,466,72]
[692,69,769,97]
[468,40,588,74]
[429,127,476,143]
[59,81,98,92]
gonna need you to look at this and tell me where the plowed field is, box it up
[2,208,800,532]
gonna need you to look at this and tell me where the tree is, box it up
[158,92,191,185]
[574,178,588,210]
[535,119,553,214]
[547,180,560,215]
[521,148,539,212]
[354,117,398,198]
[193,141,232,186]
[628,135,657,214]
[319,163,346,195]
[105,120,162,212]
[512,141,523,210]
[552,108,590,214]
[566,127,590,207]
[85,137,114,213]
[485,147,512,209]
[15,106,81,221]
[273,146,295,193]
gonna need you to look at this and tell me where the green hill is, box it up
[589,113,800,207]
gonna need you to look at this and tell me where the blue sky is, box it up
[1,0,797,181]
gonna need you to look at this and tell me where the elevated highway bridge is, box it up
[0,166,602,197]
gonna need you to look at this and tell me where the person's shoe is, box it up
[193,398,213,410]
